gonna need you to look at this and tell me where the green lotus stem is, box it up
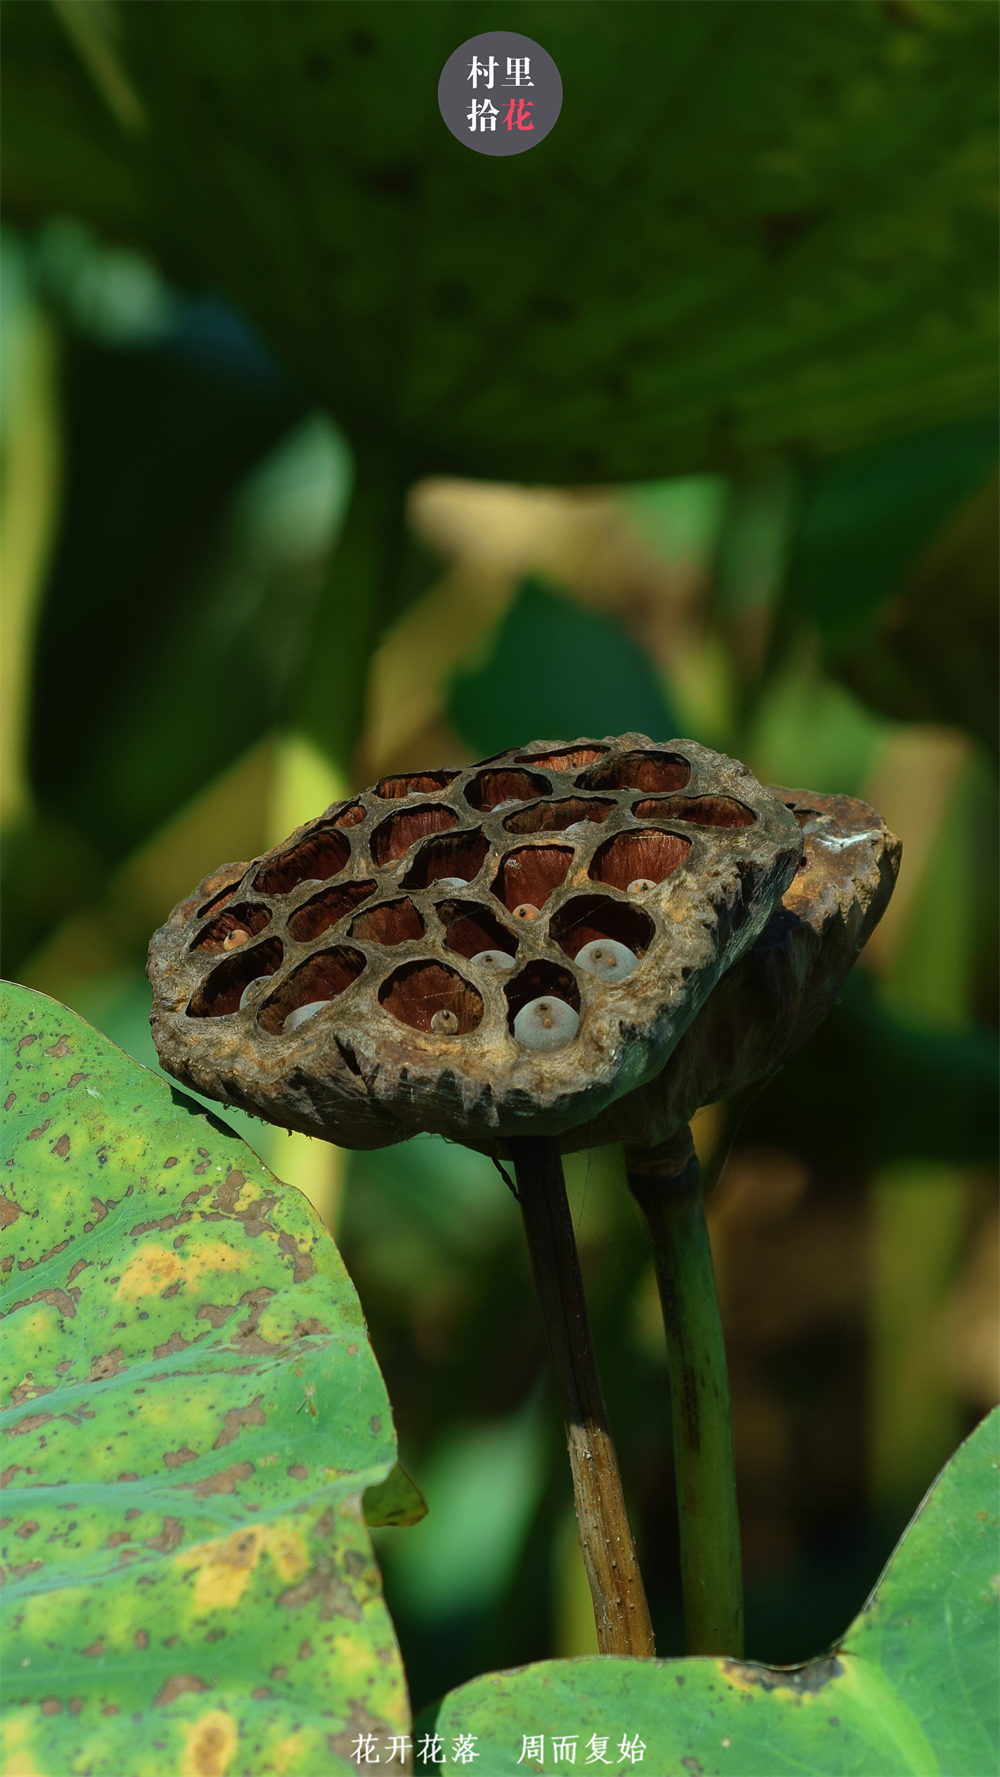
[626,1127,744,1657]
[508,1135,656,1659]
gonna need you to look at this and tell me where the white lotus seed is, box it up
[575,938,639,982]
[471,949,516,973]
[435,876,468,890]
[513,997,580,1051]
[626,877,657,895]
[512,902,540,921]
[238,977,269,1010]
[284,999,329,1033]
[430,1008,460,1035]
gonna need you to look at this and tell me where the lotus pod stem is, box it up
[509,1135,656,1659]
[626,1127,744,1657]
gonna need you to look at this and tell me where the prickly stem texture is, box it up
[509,1136,656,1659]
[627,1128,744,1657]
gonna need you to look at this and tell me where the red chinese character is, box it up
[504,97,534,132]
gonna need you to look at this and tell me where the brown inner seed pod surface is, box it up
[148,735,803,1148]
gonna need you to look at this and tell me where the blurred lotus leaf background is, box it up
[1,0,997,1709]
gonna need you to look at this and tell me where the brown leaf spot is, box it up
[15,1520,39,1539]
[26,1120,51,1140]
[3,1094,15,1112]
[39,1698,62,1715]
[196,1303,236,1328]
[213,1170,247,1213]
[107,1532,131,1549]
[160,1280,182,1300]
[293,1318,329,1338]
[117,1472,139,1483]
[269,1665,287,1681]
[67,1260,90,1285]
[69,1698,83,1715]
[154,1674,208,1706]
[54,1361,72,1375]
[183,1183,214,1208]
[89,1197,109,1223]
[52,1134,71,1160]
[370,1416,381,1435]
[1,1467,22,1488]
[5,1413,53,1438]
[87,1349,125,1383]
[193,1462,253,1498]
[163,1157,179,1169]
[146,1516,183,1553]
[18,1036,37,1052]
[227,1286,280,1356]
[152,1330,190,1360]
[81,1640,104,1658]
[251,1686,271,1700]
[101,1704,120,1717]
[164,1446,198,1469]
[347,1344,359,1357]
[213,1396,266,1449]
[10,1558,44,1579]
[298,1639,314,1660]
[278,1231,314,1283]
[36,1240,68,1266]
[135,1630,148,1649]
[10,1381,54,1407]
[288,1466,308,1481]
[67,1073,87,1088]
[279,1555,362,1623]
[128,1212,189,1237]
[44,1036,71,1058]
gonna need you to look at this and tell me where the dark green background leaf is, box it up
[3,1,996,481]
[447,578,677,759]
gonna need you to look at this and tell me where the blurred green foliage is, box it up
[1,0,997,1729]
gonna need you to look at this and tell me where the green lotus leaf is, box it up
[418,1406,999,1774]
[0,982,408,1777]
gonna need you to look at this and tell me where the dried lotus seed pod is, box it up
[568,786,901,1154]
[147,734,802,1149]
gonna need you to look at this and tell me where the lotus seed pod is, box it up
[575,938,639,982]
[513,996,580,1051]
[565,786,901,1153]
[148,733,802,1149]
[627,878,656,895]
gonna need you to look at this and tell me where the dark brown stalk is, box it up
[627,1128,744,1656]
[508,1135,655,1658]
